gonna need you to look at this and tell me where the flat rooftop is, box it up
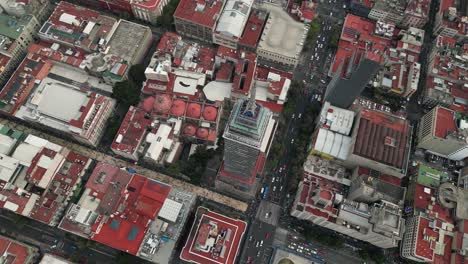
[258,3,307,59]
[107,20,150,63]
[238,9,267,48]
[39,1,117,52]
[0,54,53,115]
[330,14,392,77]
[59,162,195,262]
[36,79,88,122]
[0,235,36,264]
[416,163,449,188]
[111,106,151,157]
[434,106,459,139]
[0,13,32,40]
[180,207,247,264]
[353,109,411,171]
[174,0,225,29]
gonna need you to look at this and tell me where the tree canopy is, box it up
[112,80,140,107]
[157,0,180,29]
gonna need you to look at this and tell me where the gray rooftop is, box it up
[257,3,307,59]
[107,20,150,63]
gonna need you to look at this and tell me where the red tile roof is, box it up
[414,216,436,261]
[111,106,151,157]
[216,62,234,81]
[132,0,164,11]
[232,51,256,96]
[353,109,410,170]
[434,106,457,139]
[174,0,224,29]
[0,55,53,115]
[413,183,453,223]
[238,10,266,48]
[29,152,90,225]
[299,1,316,21]
[439,0,467,35]
[0,54,12,76]
[296,174,343,219]
[155,32,182,58]
[43,1,117,52]
[0,236,35,264]
[90,170,171,255]
[430,35,467,82]
[28,42,85,68]
[331,15,391,77]
[405,0,430,18]
[180,207,247,264]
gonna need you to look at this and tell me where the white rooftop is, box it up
[173,76,198,95]
[320,101,355,135]
[158,198,183,223]
[11,142,40,167]
[313,128,352,160]
[145,124,173,162]
[203,81,232,101]
[34,79,88,122]
[40,254,74,264]
[258,3,308,59]
[0,134,15,155]
[0,153,20,182]
[216,0,253,38]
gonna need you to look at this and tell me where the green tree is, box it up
[165,161,181,176]
[181,145,217,185]
[13,215,30,229]
[112,80,140,107]
[305,19,321,48]
[329,27,341,49]
[157,0,180,29]
[128,64,146,86]
[116,252,134,264]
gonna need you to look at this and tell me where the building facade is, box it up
[216,97,276,199]
[417,105,468,160]
[174,0,225,43]
[0,12,41,85]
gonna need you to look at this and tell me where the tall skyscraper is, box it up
[216,95,276,199]
[325,55,382,109]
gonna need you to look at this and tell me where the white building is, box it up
[15,75,115,147]
[213,0,253,49]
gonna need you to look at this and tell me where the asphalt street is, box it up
[239,0,367,263]
[0,210,121,263]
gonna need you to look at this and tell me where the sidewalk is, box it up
[0,117,248,212]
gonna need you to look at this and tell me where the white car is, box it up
[298,113,302,118]
[291,139,295,144]
[292,114,295,118]
[271,177,276,183]
[260,240,264,247]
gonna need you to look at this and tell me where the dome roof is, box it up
[202,106,218,121]
[196,128,209,139]
[171,100,186,116]
[153,94,172,113]
[183,124,196,136]
[186,103,202,119]
[142,96,155,112]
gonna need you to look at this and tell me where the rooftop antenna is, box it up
[243,85,257,117]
